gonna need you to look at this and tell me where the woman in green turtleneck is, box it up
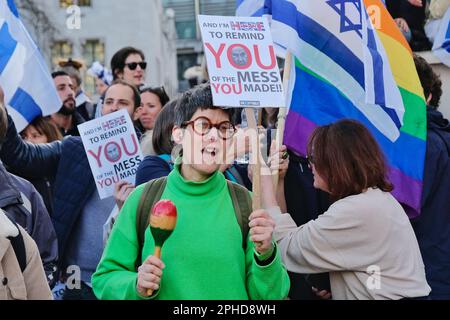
[92,84,290,300]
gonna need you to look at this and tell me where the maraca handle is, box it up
[146,246,162,296]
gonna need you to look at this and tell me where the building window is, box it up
[83,39,105,96]
[178,53,198,81]
[163,0,197,39]
[176,21,197,39]
[199,0,235,16]
[82,39,105,66]
[60,0,91,8]
[178,53,198,91]
[51,41,73,68]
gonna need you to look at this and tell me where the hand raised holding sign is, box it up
[114,180,135,210]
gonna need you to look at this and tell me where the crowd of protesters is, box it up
[0,42,449,300]
[387,0,450,51]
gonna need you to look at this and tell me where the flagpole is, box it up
[272,51,292,191]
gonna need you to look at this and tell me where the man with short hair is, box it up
[0,81,142,300]
[50,71,85,136]
[101,80,141,119]
[412,54,450,299]
[60,60,96,121]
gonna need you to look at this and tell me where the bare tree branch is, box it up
[15,0,59,55]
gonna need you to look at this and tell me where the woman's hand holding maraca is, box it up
[136,255,165,297]
[138,199,177,297]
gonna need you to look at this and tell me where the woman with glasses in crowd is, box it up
[92,47,147,120]
[268,119,431,300]
[93,83,290,300]
[110,46,147,89]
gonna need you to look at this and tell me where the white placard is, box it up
[198,15,285,108]
[78,109,143,199]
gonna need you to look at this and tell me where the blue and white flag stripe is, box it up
[0,0,61,131]
[237,0,403,141]
[236,0,287,56]
[362,9,404,127]
[236,0,265,17]
[0,22,17,73]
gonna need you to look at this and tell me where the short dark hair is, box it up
[307,119,393,201]
[51,70,70,79]
[152,99,178,155]
[174,83,236,126]
[105,80,141,110]
[140,86,170,107]
[60,66,82,87]
[413,54,442,109]
[110,47,145,80]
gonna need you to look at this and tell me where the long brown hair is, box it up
[152,99,177,155]
[307,119,393,201]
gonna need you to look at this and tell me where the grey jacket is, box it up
[0,162,58,288]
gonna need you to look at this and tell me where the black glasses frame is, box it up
[181,116,236,140]
[306,155,315,166]
[125,62,147,70]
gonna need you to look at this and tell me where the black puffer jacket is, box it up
[1,115,62,179]
[0,161,58,288]
[411,108,450,299]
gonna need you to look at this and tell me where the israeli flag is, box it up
[0,0,61,131]
[236,0,265,17]
[427,8,450,67]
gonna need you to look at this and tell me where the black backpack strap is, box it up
[135,177,167,270]
[225,166,246,187]
[6,217,27,273]
[227,181,253,250]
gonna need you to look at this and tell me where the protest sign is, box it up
[198,15,285,108]
[78,109,143,199]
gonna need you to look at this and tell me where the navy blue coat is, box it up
[411,109,450,299]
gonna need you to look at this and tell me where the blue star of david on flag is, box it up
[327,0,363,37]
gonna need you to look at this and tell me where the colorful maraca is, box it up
[147,199,177,296]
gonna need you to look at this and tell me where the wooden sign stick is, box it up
[272,51,292,191]
[245,108,261,211]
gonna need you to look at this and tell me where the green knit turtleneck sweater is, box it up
[92,163,290,300]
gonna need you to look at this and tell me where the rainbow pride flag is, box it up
[237,0,427,218]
